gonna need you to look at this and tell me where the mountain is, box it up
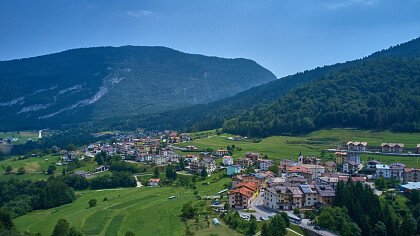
[104,38,420,134]
[224,57,420,136]
[0,46,276,131]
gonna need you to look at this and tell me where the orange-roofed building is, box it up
[228,182,260,209]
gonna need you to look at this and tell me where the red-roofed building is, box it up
[228,182,259,209]
[148,178,161,187]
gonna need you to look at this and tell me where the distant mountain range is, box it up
[102,37,420,135]
[0,46,276,131]
[1,38,419,135]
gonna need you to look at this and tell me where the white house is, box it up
[223,156,234,166]
[375,164,391,178]
[149,178,160,187]
[259,160,274,171]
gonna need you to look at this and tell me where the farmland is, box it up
[176,129,420,167]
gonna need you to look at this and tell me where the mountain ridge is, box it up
[99,37,420,133]
[0,46,276,131]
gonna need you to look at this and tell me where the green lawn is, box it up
[176,129,420,167]
[14,187,196,236]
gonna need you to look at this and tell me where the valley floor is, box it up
[176,129,420,167]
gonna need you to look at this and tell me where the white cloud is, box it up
[126,10,154,17]
[326,0,379,9]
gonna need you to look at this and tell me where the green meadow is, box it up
[176,129,420,167]
[15,187,195,236]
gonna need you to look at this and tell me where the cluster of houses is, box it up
[225,144,420,211]
[345,141,420,154]
[84,131,192,166]
[226,152,340,210]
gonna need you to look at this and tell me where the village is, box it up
[58,131,420,227]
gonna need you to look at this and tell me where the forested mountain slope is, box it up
[103,38,420,133]
[0,46,276,131]
[223,57,420,136]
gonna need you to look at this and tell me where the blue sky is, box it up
[0,0,419,77]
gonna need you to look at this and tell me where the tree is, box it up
[17,167,25,175]
[247,214,257,236]
[280,212,290,227]
[399,215,417,236]
[48,165,57,175]
[66,144,77,151]
[200,168,208,178]
[52,219,70,236]
[68,227,83,236]
[293,207,300,216]
[88,199,97,208]
[0,209,13,231]
[5,166,12,174]
[269,214,287,236]
[153,167,160,178]
[166,165,177,180]
[179,158,185,170]
[94,151,106,165]
[261,222,269,236]
[372,221,387,236]
[181,202,196,220]
[125,231,135,236]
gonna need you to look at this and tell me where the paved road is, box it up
[244,191,338,236]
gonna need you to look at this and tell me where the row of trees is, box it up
[316,180,419,236]
[0,177,76,219]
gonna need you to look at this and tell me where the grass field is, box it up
[176,129,420,167]
[0,155,64,181]
[0,155,101,181]
[0,131,44,144]
[15,187,195,236]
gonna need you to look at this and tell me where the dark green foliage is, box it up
[372,221,387,236]
[51,219,82,236]
[165,164,177,180]
[0,46,275,131]
[222,212,262,235]
[261,222,269,236]
[36,179,76,209]
[316,207,361,236]
[180,202,196,221]
[200,168,208,178]
[109,161,139,174]
[334,181,382,235]
[0,178,75,218]
[57,175,89,190]
[47,165,57,175]
[223,57,420,136]
[52,219,70,236]
[280,212,290,227]
[0,209,13,231]
[5,166,12,174]
[16,167,25,175]
[153,167,160,178]
[94,151,106,165]
[89,171,136,189]
[267,214,287,236]
[88,199,97,208]
[247,214,257,236]
[398,215,417,236]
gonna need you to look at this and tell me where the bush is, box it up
[88,199,97,208]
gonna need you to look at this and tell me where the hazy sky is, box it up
[1,0,419,77]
